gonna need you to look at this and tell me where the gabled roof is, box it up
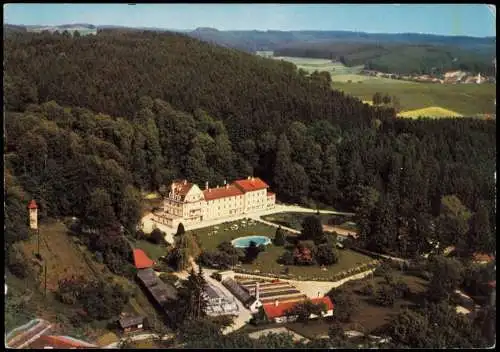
[171,180,194,201]
[233,177,269,192]
[203,185,243,201]
[262,296,334,319]
[133,249,155,269]
[28,199,38,209]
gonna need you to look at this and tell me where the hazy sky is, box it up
[3,4,496,37]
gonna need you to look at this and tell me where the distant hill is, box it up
[187,28,496,75]
[4,24,495,75]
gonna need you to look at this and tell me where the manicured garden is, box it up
[190,219,373,280]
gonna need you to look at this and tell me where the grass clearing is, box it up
[191,219,372,280]
[334,80,496,116]
[261,212,354,232]
[18,220,103,292]
[12,220,168,341]
[133,239,168,261]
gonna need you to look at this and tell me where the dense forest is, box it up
[3,27,496,349]
[5,29,496,256]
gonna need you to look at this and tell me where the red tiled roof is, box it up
[29,335,96,349]
[233,177,269,192]
[203,185,243,201]
[28,199,38,209]
[262,296,334,319]
[171,180,193,200]
[267,191,275,196]
[472,252,494,263]
[133,249,155,269]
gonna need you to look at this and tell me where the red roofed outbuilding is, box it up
[262,296,334,323]
[28,199,38,209]
[133,249,155,269]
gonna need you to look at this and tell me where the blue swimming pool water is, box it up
[231,236,272,248]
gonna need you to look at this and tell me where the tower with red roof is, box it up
[28,199,38,230]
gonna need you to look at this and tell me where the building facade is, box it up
[153,177,275,229]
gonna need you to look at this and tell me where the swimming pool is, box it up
[231,236,272,248]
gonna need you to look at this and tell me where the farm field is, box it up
[399,106,463,118]
[334,80,496,116]
[190,219,372,280]
[273,56,367,82]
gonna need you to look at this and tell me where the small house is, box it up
[118,315,146,334]
[262,296,334,324]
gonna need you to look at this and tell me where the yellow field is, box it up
[398,106,463,119]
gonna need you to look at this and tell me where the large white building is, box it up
[153,177,276,229]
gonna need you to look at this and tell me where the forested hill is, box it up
[4,29,497,262]
[188,28,495,75]
[4,29,390,140]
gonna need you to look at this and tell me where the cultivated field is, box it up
[190,219,371,280]
[273,56,366,82]
[398,106,463,119]
[334,80,496,117]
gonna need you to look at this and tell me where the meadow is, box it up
[273,55,496,117]
[334,80,496,117]
[9,219,168,344]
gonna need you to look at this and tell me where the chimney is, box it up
[226,184,229,189]
[274,299,279,307]
[248,176,251,180]
[224,179,227,185]
[183,180,187,185]
[256,282,260,301]
[205,181,209,190]
[251,176,255,181]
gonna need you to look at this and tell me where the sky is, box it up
[3,4,496,37]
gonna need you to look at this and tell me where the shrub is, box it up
[279,251,295,265]
[274,227,286,246]
[159,273,178,286]
[360,283,375,296]
[375,285,396,306]
[316,244,339,265]
[150,228,166,245]
[135,229,145,240]
[374,261,392,277]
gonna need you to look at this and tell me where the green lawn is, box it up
[261,212,353,232]
[190,219,278,251]
[133,239,168,261]
[191,219,372,280]
[333,80,496,116]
